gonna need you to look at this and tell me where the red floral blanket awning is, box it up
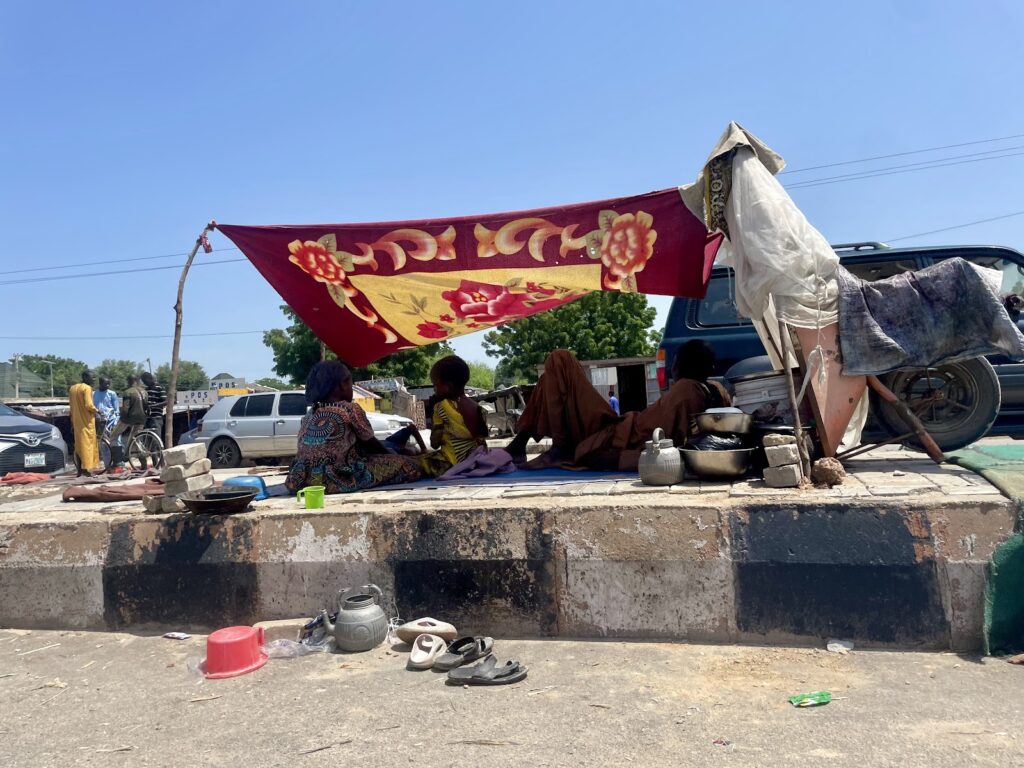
[218,188,721,367]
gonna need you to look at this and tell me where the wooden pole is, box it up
[777,317,812,483]
[165,221,217,448]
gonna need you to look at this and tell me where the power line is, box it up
[0,330,265,341]
[781,132,1024,175]
[0,257,248,286]
[885,211,1024,243]
[784,148,1024,190]
[785,144,1024,188]
[3,247,240,275]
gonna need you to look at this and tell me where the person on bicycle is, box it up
[109,375,148,469]
[93,377,119,435]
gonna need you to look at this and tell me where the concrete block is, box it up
[160,458,212,482]
[142,495,164,514]
[763,464,801,488]
[161,495,186,513]
[763,433,796,447]
[162,443,207,467]
[764,444,799,467]
[254,617,307,643]
[163,473,214,497]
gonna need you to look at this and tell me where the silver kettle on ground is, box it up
[320,584,388,652]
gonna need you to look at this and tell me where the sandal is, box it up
[407,634,447,670]
[395,617,458,644]
[432,636,494,671]
[446,654,528,685]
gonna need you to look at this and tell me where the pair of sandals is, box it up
[408,635,527,685]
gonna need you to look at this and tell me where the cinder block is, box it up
[765,444,800,467]
[164,473,214,497]
[142,494,164,513]
[764,464,802,488]
[161,495,186,513]
[162,443,207,467]
[763,433,796,447]
[254,618,307,643]
[160,458,212,482]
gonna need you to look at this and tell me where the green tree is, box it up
[19,354,88,396]
[95,359,146,390]
[263,306,454,386]
[253,376,291,390]
[467,361,495,390]
[156,361,209,392]
[483,292,659,381]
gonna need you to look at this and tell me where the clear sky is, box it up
[2,1,1023,383]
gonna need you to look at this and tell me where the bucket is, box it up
[204,626,267,679]
[732,373,792,424]
[296,485,325,509]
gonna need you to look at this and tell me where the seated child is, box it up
[418,355,489,477]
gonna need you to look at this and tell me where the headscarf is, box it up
[305,360,351,407]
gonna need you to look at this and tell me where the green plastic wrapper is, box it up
[788,691,832,707]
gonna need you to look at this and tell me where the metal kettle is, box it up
[638,427,685,486]
[320,584,388,652]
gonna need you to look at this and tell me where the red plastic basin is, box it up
[204,626,267,679]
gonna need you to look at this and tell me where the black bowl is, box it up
[181,488,259,515]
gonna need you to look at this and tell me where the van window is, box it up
[229,397,248,417]
[279,393,307,416]
[844,259,918,282]
[246,394,274,417]
[951,253,1024,296]
[695,276,745,327]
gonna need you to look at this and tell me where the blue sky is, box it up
[2,1,1022,383]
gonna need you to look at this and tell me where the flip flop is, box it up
[432,636,494,671]
[395,617,458,644]
[446,654,528,685]
[407,634,447,670]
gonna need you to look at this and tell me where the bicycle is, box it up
[99,422,165,472]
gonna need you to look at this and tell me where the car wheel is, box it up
[208,437,242,469]
[875,357,1001,452]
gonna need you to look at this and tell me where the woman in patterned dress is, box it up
[286,361,422,494]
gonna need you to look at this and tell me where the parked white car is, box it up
[193,391,417,469]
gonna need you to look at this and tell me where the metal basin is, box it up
[181,488,258,515]
[680,448,755,479]
[696,411,753,435]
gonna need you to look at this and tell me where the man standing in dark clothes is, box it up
[109,375,148,468]
[140,371,166,437]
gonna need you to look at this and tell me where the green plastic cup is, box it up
[296,485,325,509]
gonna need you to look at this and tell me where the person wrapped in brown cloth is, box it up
[506,341,730,471]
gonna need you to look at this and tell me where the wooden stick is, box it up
[777,318,811,482]
[866,375,945,464]
[165,221,218,448]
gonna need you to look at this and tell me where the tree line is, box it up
[17,355,210,397]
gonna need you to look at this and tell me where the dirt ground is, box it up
[1,629,1022,767]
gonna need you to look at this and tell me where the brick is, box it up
[254,618,306,643]
[161,495,186,513]
[163,473,214,497]
[161,443,207,467]
[160,458,212,482]
[142,494,164,514]
[764,444,799,467]
[764,464,802,488]
[763,433,796,447]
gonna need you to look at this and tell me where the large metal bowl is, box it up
[181,488,258,515]
[680,448,755,479]
[696,411,753,435]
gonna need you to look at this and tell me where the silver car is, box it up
[192,391,417,469]
[0,403,69,474]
